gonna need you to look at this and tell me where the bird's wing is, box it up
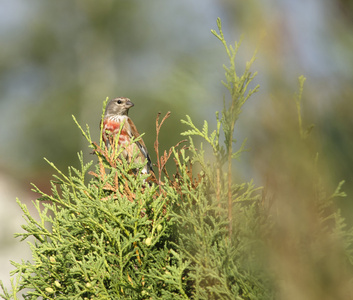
[127,117,154,172]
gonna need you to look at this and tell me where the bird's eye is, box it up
[117,100,122,104]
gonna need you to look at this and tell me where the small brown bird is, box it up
[101,97,153,174]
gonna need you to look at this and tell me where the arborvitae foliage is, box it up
[1,18,353,300]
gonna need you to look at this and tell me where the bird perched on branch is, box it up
[102,97,154,174]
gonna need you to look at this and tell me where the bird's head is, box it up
[104,97,134,117]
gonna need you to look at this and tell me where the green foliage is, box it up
[2,17,353,300]
[175,18,272,299]
[0,151,187,299]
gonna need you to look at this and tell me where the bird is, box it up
[101,97,154,175]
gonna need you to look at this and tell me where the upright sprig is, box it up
[294,75,314,139]
[212,18,259,235]
[182,18,259,236]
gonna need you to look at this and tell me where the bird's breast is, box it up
[104,118,130,143]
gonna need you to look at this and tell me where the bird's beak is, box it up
[126,100,134,108]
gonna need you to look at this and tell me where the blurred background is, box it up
[1,0,352,298]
